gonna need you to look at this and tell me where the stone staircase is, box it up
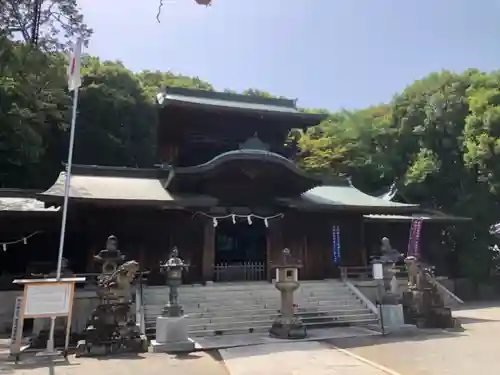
[141,280,378,338]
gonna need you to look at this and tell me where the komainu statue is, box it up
[97,260,140,303]
[76,236,148,357]
[402,255,461,329]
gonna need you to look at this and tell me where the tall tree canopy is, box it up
[1,0,92,51]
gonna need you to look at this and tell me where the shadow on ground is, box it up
[0,357,80,374]
[457,316,500,324]
[453,301,500,311]
[93,352,146,361]
[326,327,465,351]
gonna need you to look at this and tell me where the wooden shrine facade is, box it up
[0,88,471,285]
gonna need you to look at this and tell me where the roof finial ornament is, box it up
[239,133,270,151]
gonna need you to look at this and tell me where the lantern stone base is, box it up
[269,317,307,340]
[402,290,461,329]
[380,304,406,330]
[150,316,195,353]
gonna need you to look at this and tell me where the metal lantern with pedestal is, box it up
[269,248,307,339]
[160,247,189,317]
[151,247,194,353]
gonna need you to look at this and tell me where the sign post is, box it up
[372,262,386,335]
[10,277,85,361]
[9,297,23,356]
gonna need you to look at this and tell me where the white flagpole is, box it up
[45,38,82,355]
[55,87,79,280]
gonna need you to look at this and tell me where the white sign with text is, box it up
[24,283,71,317]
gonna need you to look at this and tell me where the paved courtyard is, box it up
[0,351,229,375]
[2,303,500,375]
[328,303,500,375]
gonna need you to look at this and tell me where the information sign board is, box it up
[23,283,72,318]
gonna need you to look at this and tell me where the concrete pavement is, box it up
[328,305,500,375]
[0,351,229,375]
[219,341,397,375]
[5,304,500,375]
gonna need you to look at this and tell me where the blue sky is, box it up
[79,0,500,111]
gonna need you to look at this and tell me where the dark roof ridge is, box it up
[164,86,297,109]
[62,163,169,178]
[0,188,43,198]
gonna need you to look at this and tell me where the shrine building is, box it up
[0,87,469,284]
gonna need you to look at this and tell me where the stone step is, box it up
[189,312,377,329]
[143,295,359,307]
[143,289,356,299]
[144,316,379,337]
[144,281,346,292]
[143,300,365,316]
[144,300,362,310]
[144,289,352,297]
[143,290,353,301]
[143,283,349,296]
[141,281,376,339]
[144,306,371,322]
[144,311,378,329]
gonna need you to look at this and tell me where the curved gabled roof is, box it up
[302,185,417,208]
[176,149,320,182]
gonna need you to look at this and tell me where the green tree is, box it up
[1,0,92,51]
[0,36,70,187]
[73,58,157,167]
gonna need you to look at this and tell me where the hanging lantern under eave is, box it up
[195,0,212,5]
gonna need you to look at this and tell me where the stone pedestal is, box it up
[269,287,306,339]
[269,316,307,339]
[269,260,306,340]
[380,304,405,329]
[151,316,195,353]
[402,290,460,329]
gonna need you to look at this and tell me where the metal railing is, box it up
[340,265,408,280]
[135,272,146,335]
[214,261,266,282]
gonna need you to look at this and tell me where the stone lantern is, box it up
[160,247,188,317]
[151,247,194,353]
[269,248,307,339]
[94,235,125,277]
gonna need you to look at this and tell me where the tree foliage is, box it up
[3,9,500,279]
[1,0,92,51]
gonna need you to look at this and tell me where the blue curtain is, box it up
[332,225,341,264]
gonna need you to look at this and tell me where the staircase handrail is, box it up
[342,279,379,317]
[435,279,464,304]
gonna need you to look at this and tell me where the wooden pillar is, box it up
[138,246,146,271]
[360,218,368,266]
[266,219,284,281]
[302,234,309,279]
[202,219,215,283]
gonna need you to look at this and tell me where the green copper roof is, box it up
[363,213,471,222]
[280,184,419,212]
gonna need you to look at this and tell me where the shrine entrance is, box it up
[214,219,267,281]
